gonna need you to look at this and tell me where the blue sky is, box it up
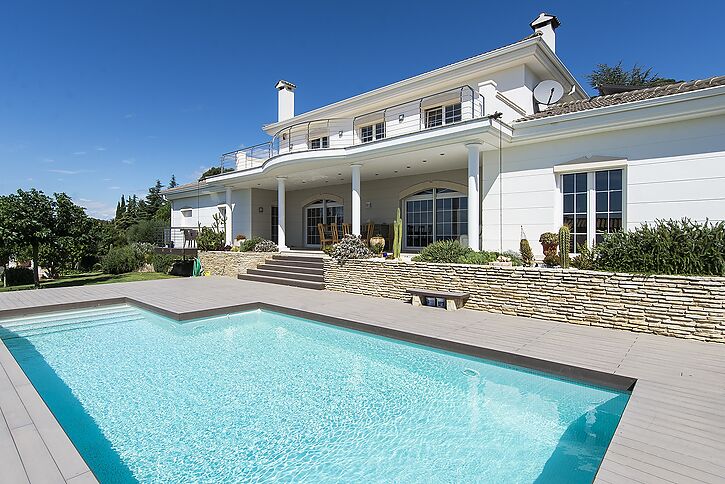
[2,0,724,219]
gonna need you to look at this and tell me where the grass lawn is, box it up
[0,272,178,292]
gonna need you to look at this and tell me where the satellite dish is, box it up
[534,80,565,105]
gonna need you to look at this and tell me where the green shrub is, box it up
[4,267,35,286]
[458,250,497,265]
[151,254,177,274]
[197,226,226,251]
[595,219,725,275]
[413,240,472,263]
[520,239,534,266]
[572,243,596,270]
[253,239,278,252]
[129,242,154,264]
[239,237,262,252]
[101,246,143,274]
[539,232,558,245]
[501,250,524,266]
[330,234,372,265]
[127,219,166,245]
[542,252,560,267]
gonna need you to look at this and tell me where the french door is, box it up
[305,200,343,246]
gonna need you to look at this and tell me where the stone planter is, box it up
[369,236,385,248]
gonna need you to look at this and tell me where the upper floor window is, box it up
[562,168,624,252]
[360,122,385,143]
[425,103,462,128]
[310,136,329,149]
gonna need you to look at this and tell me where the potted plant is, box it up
[370,234,385,250]
[539,232,558,255]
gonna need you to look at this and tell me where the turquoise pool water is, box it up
[2,305,628,483]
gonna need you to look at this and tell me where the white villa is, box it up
[163,13,725,256]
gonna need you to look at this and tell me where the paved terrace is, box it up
[1,277,724,483]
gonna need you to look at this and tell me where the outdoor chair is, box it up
[317,223,333,247]
[341,224,351,236]
[331,224,340,244]
[364,222,374,245]
[183,229,198,248]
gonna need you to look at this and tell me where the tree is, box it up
[168,174,178,188]
[587,62,677,95]
[0,189,56,287]
[199,166,233,180]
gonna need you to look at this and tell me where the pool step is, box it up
[238,254,326,290]
[0,306,144,340]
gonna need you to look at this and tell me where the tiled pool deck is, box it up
[1,276,724,483]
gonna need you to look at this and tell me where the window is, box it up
[310,136,328,149]
[595,169,623,243]
[445,103,462,124]
[425,102,462,128]
[305,200,343,246]
[425,107,443,128]
[360,122,385,143]
[562,168,624,252]
[405,188,467,249]
[562,173,588,252]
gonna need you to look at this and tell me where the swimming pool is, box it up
[2,305,628,483]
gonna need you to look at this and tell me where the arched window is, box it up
[404,188,467,249]
[305,199,344,246]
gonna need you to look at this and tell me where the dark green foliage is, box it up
[151,254,177,274]
[101,246,143,274]
[199,166,233,180]
[539,232,558,245]
[127,219,166,245]
[595,219,725,276]
[4,267,35,286]
[572,243,596,270]
[168,175,178,188]
[587,62,677,95]
[543,252,560,267]
[197,226,225,251]
[239,237,262,252]
[413,240,471,264]
[501,250,524,267]
[520,239,534,266]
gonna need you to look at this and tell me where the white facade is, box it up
[164,13,725,256]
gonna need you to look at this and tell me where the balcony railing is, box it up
[218,85,485,173]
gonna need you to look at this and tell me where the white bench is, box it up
[406,288,469,310]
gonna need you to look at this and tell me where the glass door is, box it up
[305,200,343,247]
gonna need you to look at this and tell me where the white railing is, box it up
[218,85,485,173]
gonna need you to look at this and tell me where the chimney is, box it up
[275,80,296,122]
[530,13,560,53]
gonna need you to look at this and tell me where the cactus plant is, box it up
[393,208,403,259]
[520,239,534,266]
[558,225,571,268]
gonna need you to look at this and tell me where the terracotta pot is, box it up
[370,236,385,248]
[542,242,558,254]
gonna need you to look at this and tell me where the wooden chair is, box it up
[330,224,340,244]
[317,223,333,247]
[341,224,351,236]
[364,222,374,244]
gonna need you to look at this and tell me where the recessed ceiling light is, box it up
[406,166,411,169]
[375,173,379,176]
[337,173,342,176]
[439,153,445,156]
[302,181,306,184]
[394,170,398,173]
[422,160,427,163]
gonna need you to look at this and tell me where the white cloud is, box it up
[124,113,136,119]
[72,151,87,155]
[47,169,90,175]
[108,186,121,190]
[42,157,55,163]
[103,178,112,181]
[77,199,117,220]
[121,158,135,165]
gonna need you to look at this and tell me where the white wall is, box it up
[483,114,725,255]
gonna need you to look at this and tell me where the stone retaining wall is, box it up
[324,259,725,343]
[199,251,275,277]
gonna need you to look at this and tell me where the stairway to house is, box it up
[238,254,325,290]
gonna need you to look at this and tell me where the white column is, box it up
[225,187,233,246]
[466,143,483,251]
[276,177,288,250]
[351,164,361,236]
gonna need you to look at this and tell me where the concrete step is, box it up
[265,259,324,269]
[238,273,325,290]
[247,268,324,282]
[255,263,324,275]
[273,254,326,264]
